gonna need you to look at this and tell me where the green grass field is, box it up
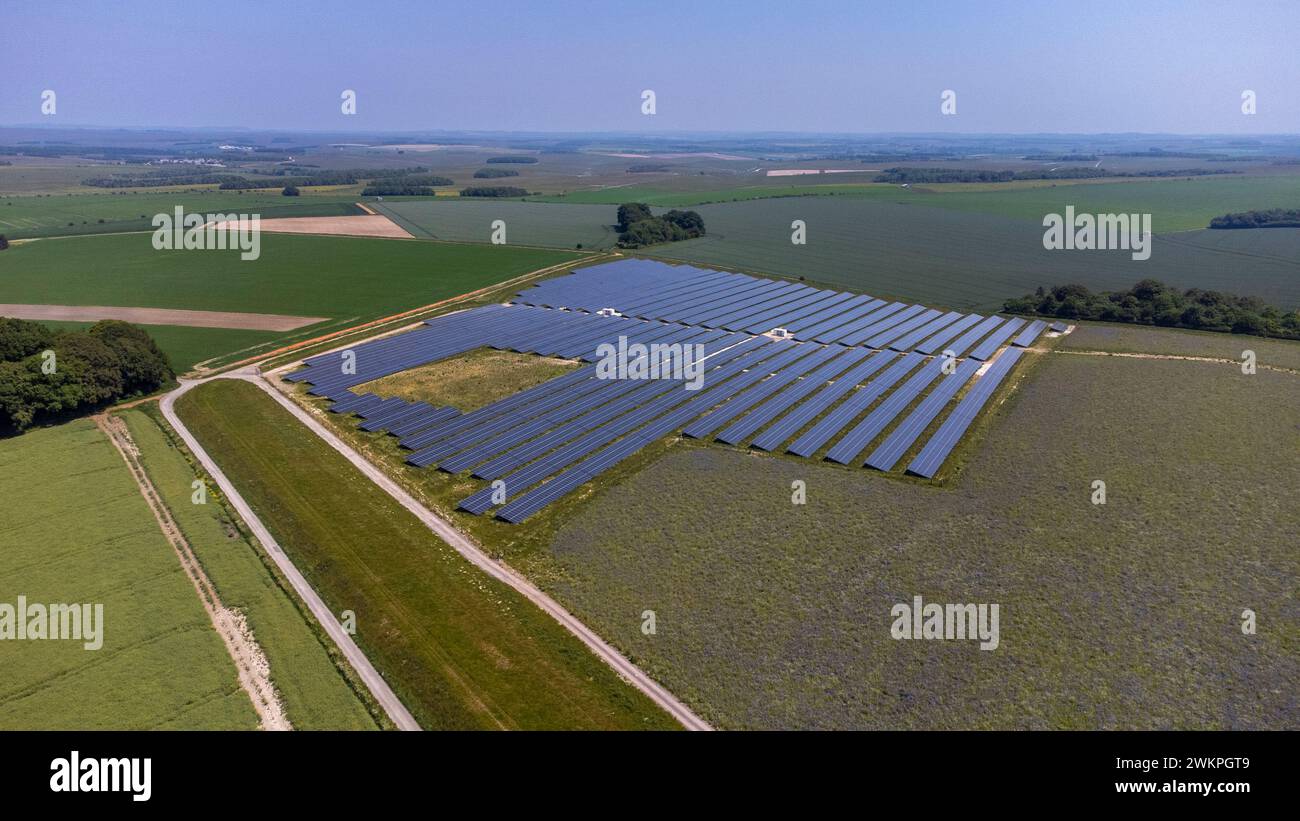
[359,349,580,411]
[0,190,364,239]
[910,174,1300,233]
[537,341,1299,729]
[119,407,381,729]
[175,379,679,730]
[375,199,619,248]
[0,420,256,729]
[642,197,1300,310]
[0,233,582,370]
[1062,321,1300,371]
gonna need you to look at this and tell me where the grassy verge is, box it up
[175,379,679,730]
[120,407,382,729]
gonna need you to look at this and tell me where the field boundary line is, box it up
[1052,347,1300,375]
[246,370,712,731]
[94,413,291,730]
[159,377,422,731]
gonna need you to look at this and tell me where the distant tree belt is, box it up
[1208,208,1300,229]
[1004,279,1300,339]
[361,184,437,196]
[626,163,673,173]
[614,202,706,248]
[874,167,1240,183]
[485,156,539,164]
[459,186,530,197]
[82,173,242,188]
[473,167,520,178]
[0,318,175,433]
[219,172,359,189]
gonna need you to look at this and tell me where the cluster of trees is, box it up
[614,203,706,248]
[626,163,672,173]
[1004,279,1300,339]
[874,167,1238,184]
[460,186,529,197]
[282,185,300,196]
[0,318,174,433]
[1208,209,1300,229]
[486,156,538,164]
[473,167,520,179]
[0,235,8,250]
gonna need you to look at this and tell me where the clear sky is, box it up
[3,0,1297,134]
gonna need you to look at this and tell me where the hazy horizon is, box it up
[5,0,1298,134]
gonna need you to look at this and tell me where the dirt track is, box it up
[95,414,291,730]
[0,304,327,331]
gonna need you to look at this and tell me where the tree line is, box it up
[486,156,538,164]
[473,167,520,178]
[1004,279,1300,339]
[875,167,1239,184]
[0,318,174,433]
[614,203,706,248]
[460,186,530,197]
[1208,208,1300,229]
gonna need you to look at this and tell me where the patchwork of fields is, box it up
[542,344,1300,729]
[0,233,581,370]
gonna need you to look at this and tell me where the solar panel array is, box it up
[287,259,1035,521]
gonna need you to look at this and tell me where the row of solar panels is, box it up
[516,260,1048,356]
[312,320,1028,523]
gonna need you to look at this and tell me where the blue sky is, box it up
[3,0,1297,133]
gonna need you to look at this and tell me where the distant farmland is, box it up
[375,199,619,248]
[643,197,1300,310]
[0,233,581,369]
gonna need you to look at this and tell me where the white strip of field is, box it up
[0,304,327,331]
[215,214,412,239]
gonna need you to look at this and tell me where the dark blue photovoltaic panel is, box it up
[913,313,983,355]
[906,347,1025,478]
[944,315,1006,358]
[861,357,981,470]
[836,304,928,347]
[748,350,898,452]
[785,352,924,457]
[967,317,1026,361]
[864,308,942,349]
[1012,319,1047,347]
[811,301,906,344]
[887,311,965,352]
[681,344,838,439]
[794,297,885,340]
[823,357,947,464]
[714,347,871,445]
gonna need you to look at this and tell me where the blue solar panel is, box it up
[681,344,838,439]
[815,302,909,344]
[864,308,942,349]
[968,317,1026,361]
[836,304,928,347]
[862,358,982,470]
[887,311,965,352]
[748,350,898,452]
[793,298,886,341]
[907,347,1025,478]
[1012,319,1047,347]
[943,315,1006,358]
[785,352,923,457]
[714,347,871,445]
[823,356,947,464]
[913,313,983,355]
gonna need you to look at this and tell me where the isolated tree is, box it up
[282,185,300,196]
[0,234,8,250]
